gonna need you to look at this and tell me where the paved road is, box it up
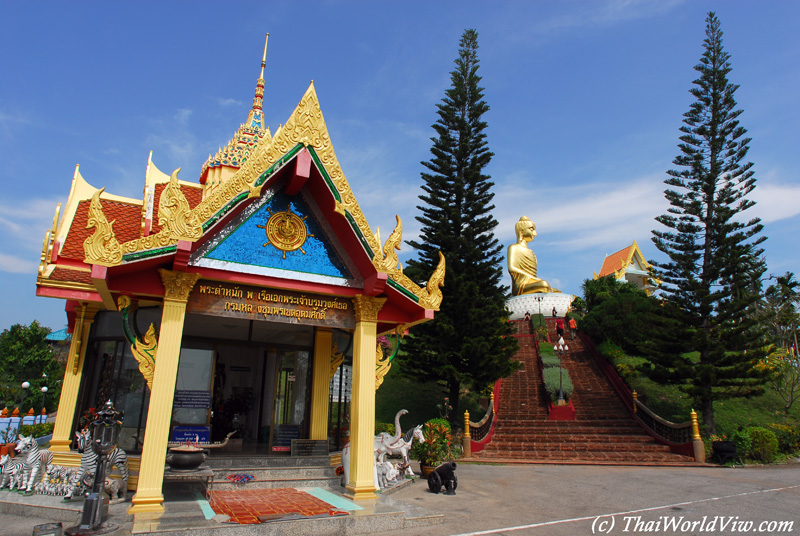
[381,463,800,536]
[5,463,799,535]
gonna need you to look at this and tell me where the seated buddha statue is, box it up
[507,216,559,295]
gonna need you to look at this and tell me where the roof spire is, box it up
[247,33,269,129]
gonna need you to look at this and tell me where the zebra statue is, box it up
[65,427,128,501]
[35,464,83,496]
[0,453,27,491]
[15,435,53,494]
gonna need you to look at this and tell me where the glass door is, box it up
[269,350,310,453]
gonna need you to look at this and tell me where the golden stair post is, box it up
[50,304,97,453]
[462,410,471,457]
[691,409,706,463]
[344,295,386,501]
[129,269,201,514]
[309,328,333,440]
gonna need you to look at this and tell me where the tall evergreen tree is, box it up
[646,12,767,434]
[401,29,518,424]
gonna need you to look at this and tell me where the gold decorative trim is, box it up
[373,215,402,273]
[158,168,203,241]
[329,340,346,380]
[159,269,202,303]
[118,296,158,390]
[352,295,386,323]
[83,188,123,266]
[375,342,391,390]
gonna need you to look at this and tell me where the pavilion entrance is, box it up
[176,314,314,453]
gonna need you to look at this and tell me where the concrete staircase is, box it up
[204,454,342,491]
[471,319,695,465]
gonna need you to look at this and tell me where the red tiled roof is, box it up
[49,267,92,285]
[60,199,142,261]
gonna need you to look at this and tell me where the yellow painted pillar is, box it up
[309,328,333,440]
[344,295,385,501]
[50,304,98,452]
[129,269,201,515]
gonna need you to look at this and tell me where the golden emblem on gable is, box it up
[257,205,314,259]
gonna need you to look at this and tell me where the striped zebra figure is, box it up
[0,454,27,491]
[65,427,129,501]
[14,435,52,494]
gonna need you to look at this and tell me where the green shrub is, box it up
[746,427,779,463]
[375,422,396,436]
[541,354,561,368]
[597,340,625,362]
[19,423,54,439]
[733,427,779,463]
[536,325,548,340]
[542,367,573,401]
[767,423,800,453]
[732,429,752,460]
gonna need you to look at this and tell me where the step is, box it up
[211,465,341,490]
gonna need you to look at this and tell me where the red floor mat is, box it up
[209,488,349,524]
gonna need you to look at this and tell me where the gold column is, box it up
[50,304,97,452]
[309,328,333,440]
[462,410,471,457]
[344,295,386,501]
[691,409,706,463]
[129,270,201,515]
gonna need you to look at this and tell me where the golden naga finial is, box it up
[159,168,203,241]
[418,251,446,310]
[373,215,403,273]
[83,188,123,266]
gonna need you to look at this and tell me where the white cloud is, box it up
[0,253,39,274]
[751,182,800,223]
[495,175,667,250]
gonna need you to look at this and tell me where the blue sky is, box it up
[1,1,799,331]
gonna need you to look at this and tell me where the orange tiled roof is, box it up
[60,199,143,261]
[597,244,635,278]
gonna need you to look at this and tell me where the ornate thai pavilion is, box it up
[35,36,444,513]
[593,240,659,295]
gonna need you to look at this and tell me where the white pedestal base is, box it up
[506,293,575,319]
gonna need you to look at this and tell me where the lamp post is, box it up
[19,381,30,424]
[66,400,121,536]
[555,337,569,405]
[534,296,544,327]
[41,386,48,420]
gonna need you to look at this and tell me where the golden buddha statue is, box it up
[507,216,559,295]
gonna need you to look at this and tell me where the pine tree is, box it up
[401,29,518,425]
[647,12,767,434]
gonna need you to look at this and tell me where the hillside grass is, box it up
[610,352,800,435]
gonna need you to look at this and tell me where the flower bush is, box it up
[411,418,458,467]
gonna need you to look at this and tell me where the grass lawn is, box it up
[611,352,800,436]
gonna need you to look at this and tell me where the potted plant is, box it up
[710,434,737,464]
[411,418,457,477]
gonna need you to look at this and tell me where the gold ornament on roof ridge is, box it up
[373,215,403,273]
[158,168,202,241]
[83,188,123,266]
[417,252,446,311]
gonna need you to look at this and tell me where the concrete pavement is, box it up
[3,462,799,535]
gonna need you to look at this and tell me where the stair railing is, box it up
[579,332,705,461]
[464,379,500,455]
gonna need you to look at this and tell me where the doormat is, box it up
[209,488,350,524]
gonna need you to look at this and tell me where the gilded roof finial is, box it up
[247,33,269,128]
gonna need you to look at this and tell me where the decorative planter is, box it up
[547,400,576,420]
[711,441,737,464]
[419,464,435,478]
[36,434,52,447]
[166,446,207,471]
